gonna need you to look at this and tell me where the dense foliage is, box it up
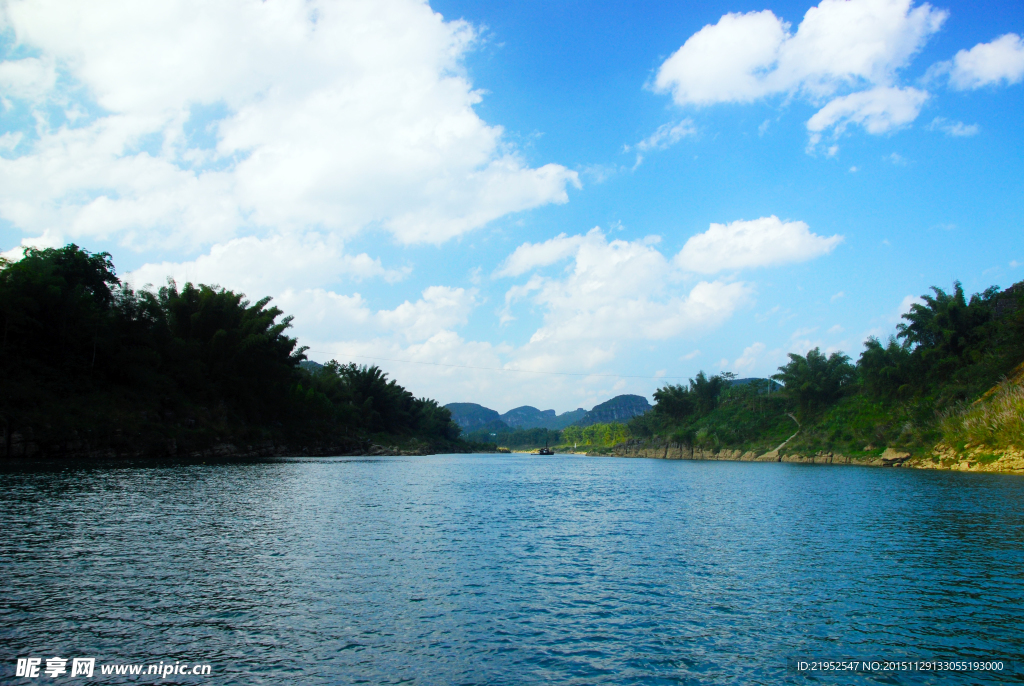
[644,279,1024,456]
[463,426,562,449]
[0,245,460,457]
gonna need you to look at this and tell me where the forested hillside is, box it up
[625,280,1024,461]
[0,245,464,459]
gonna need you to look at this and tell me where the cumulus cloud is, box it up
[0,57,57,101]
[493,230,594,278]
[127,233,408,294]
[674,216,842,274]
[655,0,945,105]
[940,34,1024,90]
[498,229,753,372]
[0,0,578,248]
[654,0,946,152]
[806,86,928,148]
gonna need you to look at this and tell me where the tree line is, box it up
[636,280,1024,454]
[0,245,461,458]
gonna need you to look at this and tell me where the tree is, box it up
[653,383,695,420]
[690,371,732,416]
[772,348,856,418]
[858,335,914,400]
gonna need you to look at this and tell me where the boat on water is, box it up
[535,447,554,455]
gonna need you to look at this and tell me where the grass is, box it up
[941,376,1024,452]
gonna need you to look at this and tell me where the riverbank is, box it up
[583,438,1024,474]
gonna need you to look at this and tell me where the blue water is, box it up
[2,455,1023,684]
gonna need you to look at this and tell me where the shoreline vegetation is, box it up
[482,280,1024,474]
[2,245,1023,473]
[0,245,489,461]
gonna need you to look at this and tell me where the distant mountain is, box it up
[501,405,596,430]
[575,394,651,426]
[446,402,591,431]
[548,408,588,429]
[445,403,505,431]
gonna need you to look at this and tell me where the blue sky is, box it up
[1,0,1022,413]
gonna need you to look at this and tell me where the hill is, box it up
[576,394,651,426]
[445,403,504,431]
[446,396,647,432]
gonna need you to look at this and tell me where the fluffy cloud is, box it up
[498,229,752,373]
[0,0,578,249]
[493,230,593,278]
[654,0,946,151]
[944,34,1024,90]
[127,233,408,295]
[674,216,843,274]
[655,0,945,105]
[653,10,789,105]
[806,86,928,149]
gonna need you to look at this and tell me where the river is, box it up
[2,455,1022,684]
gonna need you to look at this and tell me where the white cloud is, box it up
[0,57,56,101]
[499,229,753,372]
[681,350,701,360]
[493,230,594,278]
[733,342,765,373]
[827,324,844,334]
[0,0,578,249]
[653,9,789,105]
[926,117,979,137]
[654,0,945,106]
[831,291,845,302]
[633,120,697,151]
[655,0,945,152]
[943,34,1024,90]
[806,86,927,150]
[376,286,476,343]
[675,216,842,274]
[127,233,408,294]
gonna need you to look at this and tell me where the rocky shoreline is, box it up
[585,438,1024,474]
[1,432,456,463]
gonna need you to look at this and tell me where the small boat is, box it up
[534,439,554,456]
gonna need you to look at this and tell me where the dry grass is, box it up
[941,375,1024,450]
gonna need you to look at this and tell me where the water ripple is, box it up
[1,456,1023,684]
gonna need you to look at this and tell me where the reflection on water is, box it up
[2,455,1023,684]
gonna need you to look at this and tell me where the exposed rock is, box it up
[600,438,1024,474]
[576,395,651,426]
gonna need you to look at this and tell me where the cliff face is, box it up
[577,395,650,426]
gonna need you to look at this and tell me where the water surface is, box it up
[2,455,1022,684]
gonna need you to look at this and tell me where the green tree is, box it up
[652,383,695,421]
[858,335,914,400]
[772,348,855,419]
